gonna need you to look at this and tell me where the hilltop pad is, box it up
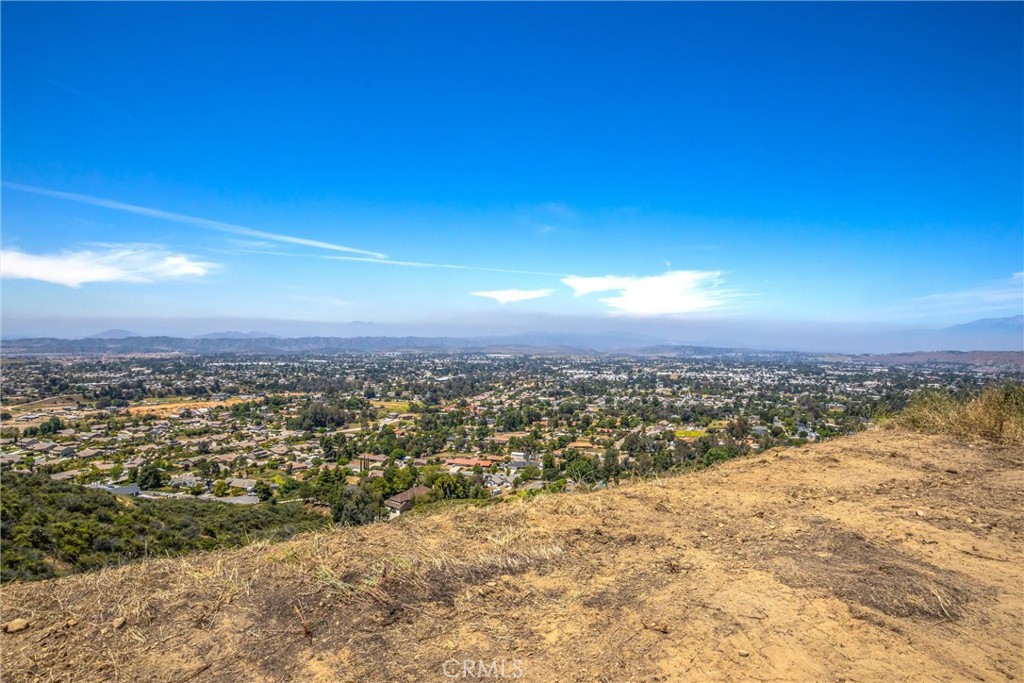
[2,428,1021,682]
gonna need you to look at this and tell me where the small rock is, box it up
[738,650,750,657]
[915,510,926,517]
[65,618,77,628]
[485,581,497,587]
[112,617,126,630]
[3,619,29,633]
[100,628,110,636]
[827,497,838,504]
[700,531,709,538]
[965,517,975,524]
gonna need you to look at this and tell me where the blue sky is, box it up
[2,3,1021,348]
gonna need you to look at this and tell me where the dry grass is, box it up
[895,381,1024,444]
[772,523,969,621]
[127,397,248,417]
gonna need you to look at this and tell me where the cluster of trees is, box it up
[280,460,489,525]
[286,397,374,431]
[19,416,65,438]
[0,474,330,583]
[524,427,751,489]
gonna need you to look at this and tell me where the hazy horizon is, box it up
[2,3,1021,351]
[4,313,1022,355]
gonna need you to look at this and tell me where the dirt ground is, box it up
[1,427,1021,682]
[126,398,249,417]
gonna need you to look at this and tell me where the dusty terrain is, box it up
[2,427,1021,682]
[125,398,250,418]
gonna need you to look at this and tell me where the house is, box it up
[484,473,514,494]
[0,453,25,467]
[507,459,541,471]
[171,473,203,488]
[444,457,493,469]
[384,486,433,517]
[227,478,258,492]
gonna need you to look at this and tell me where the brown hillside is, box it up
[2,428,1022,682]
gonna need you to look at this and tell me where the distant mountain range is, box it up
[192,331,281,340]
[89,329,142,339]
[3,330,1021,367]
[0,316,1018,364]
[0,334,633,356]
[946,315,1023,333]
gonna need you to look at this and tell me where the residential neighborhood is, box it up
[1,352,1010,519]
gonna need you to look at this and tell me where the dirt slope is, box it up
[2,428,1021,682]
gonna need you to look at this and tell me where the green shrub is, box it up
[0,474,330,583]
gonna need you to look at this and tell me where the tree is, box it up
[432,473,466,499]
[542,452,559,481]
[331,486,385,526]
[566,457,595,483]
[519,465,541,481]
[213,479,229,497]
[37,416,64,436]
[253,481,273,502]
[392,466,415,493]
[137,464,165,490]
[728,417,750,440]
[601,448,620,483]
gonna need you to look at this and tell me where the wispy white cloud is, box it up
[562,274,636,297]
[222,249,566,277]
[1,245,217,288]
[325,255,566,277]
[471,288,554,304]
[2,182,386,259]
[903,272,1023,317]
[562,270,731,316]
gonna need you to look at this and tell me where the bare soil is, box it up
[2,428,1021,682]
[126,398,249,417]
